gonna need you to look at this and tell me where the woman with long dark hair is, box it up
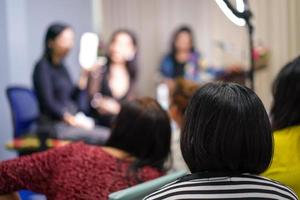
[88,29,138,127]
[33,23,109,145]
[0,97,171,199]
[160,26,201,82]
[262,56,300,197]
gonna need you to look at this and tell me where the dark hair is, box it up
[181,82,273,174]
[170,25,195,57]
[271,56,300,131]
[107,29,138,82]
[43,23,71,62]
[106,97,171,170]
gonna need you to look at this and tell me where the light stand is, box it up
[221,0,255,90]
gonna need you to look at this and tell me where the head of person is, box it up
[108,29,138,80]
[44,23,74,63]
[271,56,300,131]
[181,82,273,174]
[171,25,195,56]
[106,97,171,170]
[169,78,200,128]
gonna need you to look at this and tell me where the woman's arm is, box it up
[34,63,66,119]
[0,144,73,195]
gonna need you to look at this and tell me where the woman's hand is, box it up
[63,112,77,127]
[63,112,92,130]
[91,95,121,115]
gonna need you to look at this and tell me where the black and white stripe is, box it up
[144,174,298,200]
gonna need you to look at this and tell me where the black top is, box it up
[33,57,83,120]
[99,66,130,100]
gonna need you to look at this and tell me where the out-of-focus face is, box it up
[49,28,75,58]
[175,31,192,52]
[109,32,136,64]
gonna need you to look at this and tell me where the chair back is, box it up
[108,170,187,200]
[6,86,39,138]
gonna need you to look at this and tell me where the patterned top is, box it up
[144,172,298,200]
[0,142,162,200]
[160,52,201,81]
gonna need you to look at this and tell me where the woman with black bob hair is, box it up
[145,82,298,200]
[262,56,300,197]
[0,97,171,199]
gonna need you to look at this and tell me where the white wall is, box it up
[0,0,95,160]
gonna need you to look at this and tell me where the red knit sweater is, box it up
[0,142,162,199]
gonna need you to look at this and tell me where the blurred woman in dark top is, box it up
[33,23,110,145]
[160,26,201,88]
[87,29,138,127]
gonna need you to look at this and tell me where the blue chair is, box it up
[6,86,39,138]
[6,86,45,200]
[109,170,187,200]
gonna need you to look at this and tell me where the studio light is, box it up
[215,0,246,26]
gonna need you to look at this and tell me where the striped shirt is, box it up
[144,172,298,200]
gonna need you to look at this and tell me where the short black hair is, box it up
[181,82,273,174]
[106,97,171,170]
[43,22,71,62]
[271,56,300,130]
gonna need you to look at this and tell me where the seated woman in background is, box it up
[160,26,201,88]
[0,97,171,199]
[262,56,300,197]
[168,78,199,171]
[33,23,109,145]
[88,29,138,127]
[145,82,298,200]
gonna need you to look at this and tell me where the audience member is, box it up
[0,97,171,199]
[145,82,298,200]
[262,56,300,197]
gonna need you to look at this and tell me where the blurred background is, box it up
[1,0,300,160]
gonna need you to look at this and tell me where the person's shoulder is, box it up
[143,177,180,200]
[240,174,298,200]
[66,142,101,153]
[275,125,300,136]
[190,50,201,60]
[161,54,173,62]
[34,57,51,72]
[144,174,299,200]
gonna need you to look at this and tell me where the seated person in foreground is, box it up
[262,56,300,197]
[0,97,171,199]
[33,23,109,145]
[145,82,298,200]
